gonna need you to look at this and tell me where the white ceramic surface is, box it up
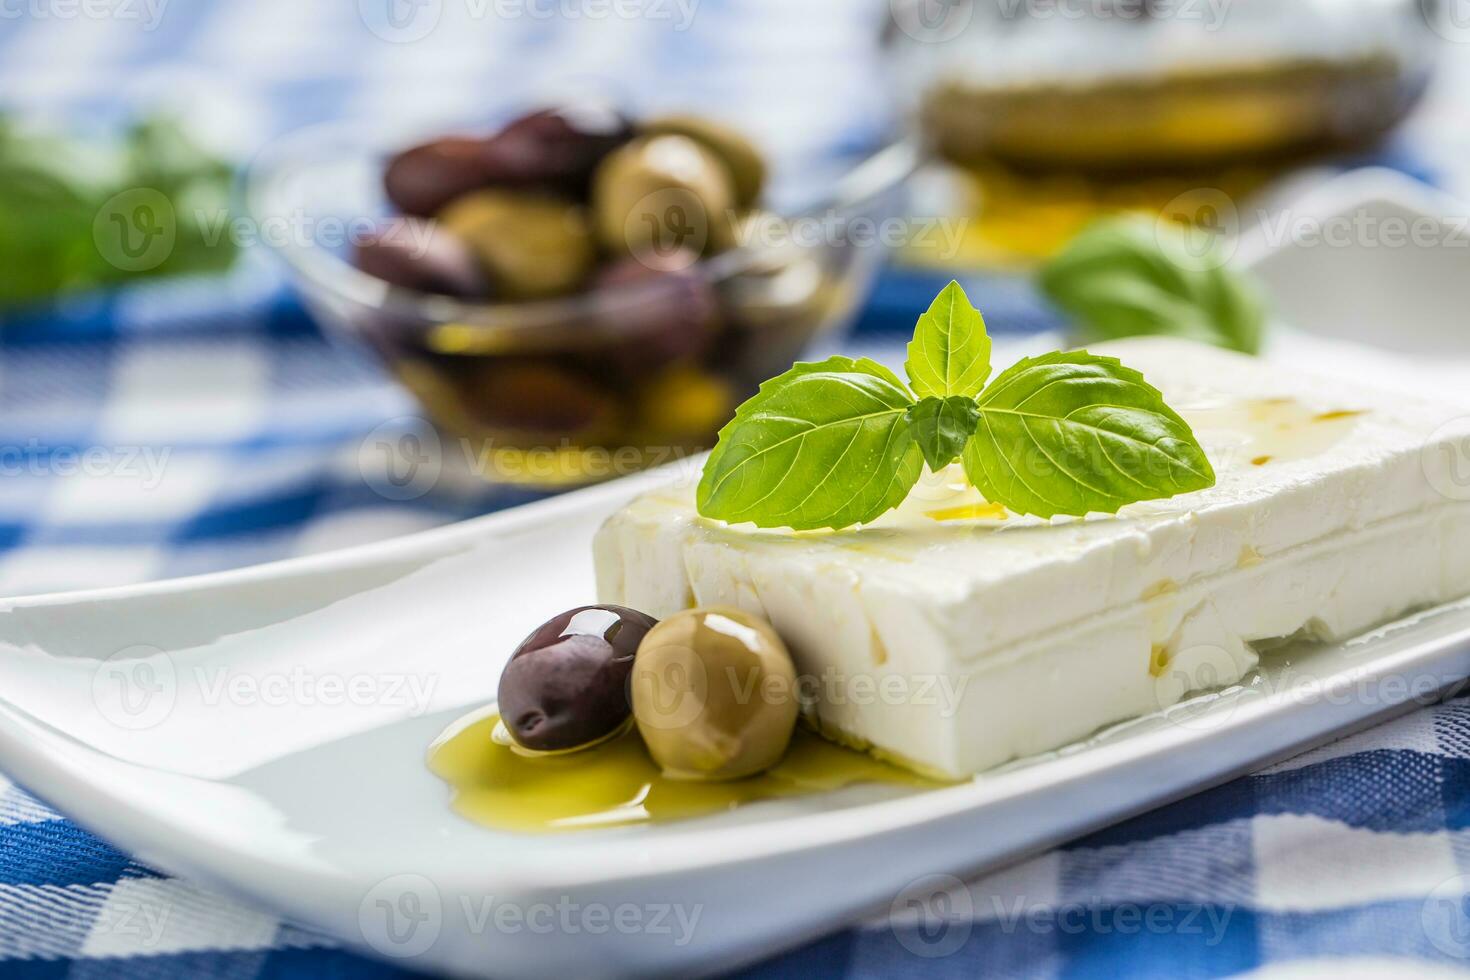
[1241,167,1470,366]
[3,170,1470,978]
[3,458,1470,979]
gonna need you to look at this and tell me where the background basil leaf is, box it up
[963,351,1216,518]
[697,356,922,530]
[0,114,236,308]
[904,395,981,472]
[1039,216,1265,355]
[121,116,239,281]
[905,280,992,398]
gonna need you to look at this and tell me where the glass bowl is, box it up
[248,123,917,488]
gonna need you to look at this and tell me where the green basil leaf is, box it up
[0,113,236,308]
[963,351,1216,518]
[905,279,993,398]
[904,395,982,472]
[1039,216,1265,355]
[697,356,922,530]
[1198,258,1266,355]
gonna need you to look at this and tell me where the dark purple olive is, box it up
[591,250,719,372]
[352,218,489,298]
[497,605,658,752]
[384,138,497,217]
[384,107,633,216]
[493,105,635,198]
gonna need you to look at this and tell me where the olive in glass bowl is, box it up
[248,108,916,489]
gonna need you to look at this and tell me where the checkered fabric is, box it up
[5,2,1470,978]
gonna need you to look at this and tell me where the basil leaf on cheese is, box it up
[905,279,993,399]
[697,356,923,531]
[963,351,1215,518]
[905,395,981,472]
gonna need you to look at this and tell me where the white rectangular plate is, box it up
[1,458,1469,978]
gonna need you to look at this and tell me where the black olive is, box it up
[384,137,497,217]
[384,106,634,216]
[590,251,720,372]
[493,104,636,199]
[352,218,489,299]
[497,605,657,752]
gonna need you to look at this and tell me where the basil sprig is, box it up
[1038,215,1265,355]
[697,281,1215,530]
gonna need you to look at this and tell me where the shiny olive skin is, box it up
[643,114,766,208]
[498,605,658,752]
[495,104,636,198]
[634,367,733,441]
[384,137,497,217]
[384,106,632,215]
[592,135,737,258]
[590,250,719,371]
[632,607,799,781]
[352,218,489,299]
[438,190,596,300]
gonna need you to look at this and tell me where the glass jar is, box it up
[888,0,1441,267]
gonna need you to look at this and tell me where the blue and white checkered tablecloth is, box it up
[5,3,1470,978]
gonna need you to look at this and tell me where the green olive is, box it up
[631,607,798,781]
[438,190,595,300]
[635,367,733,440]
[592,135,737,259]
[644,114,767,208]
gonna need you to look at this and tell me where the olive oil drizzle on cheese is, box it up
[1184,398,1368,468]
[926,502,1009,522]
[427,709,942,833]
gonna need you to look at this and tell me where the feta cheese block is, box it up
[594,338,1470,778]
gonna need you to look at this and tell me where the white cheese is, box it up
[594,338,1470,777]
